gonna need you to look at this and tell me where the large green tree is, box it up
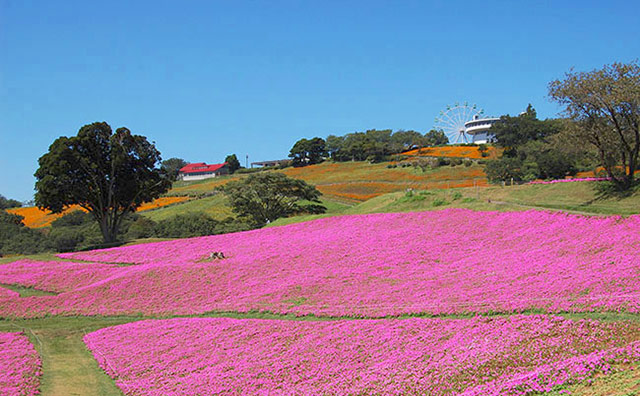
[225,154,241,173]
[549,61,640,190]
[35,122,171,243]
[424,129,449,146]
[220,173,325,226]
[289,137,327,167]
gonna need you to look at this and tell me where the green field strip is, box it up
[0,283,58,297]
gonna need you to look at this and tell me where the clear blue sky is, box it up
[1,0,639,201]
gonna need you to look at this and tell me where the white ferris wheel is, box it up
[434,102,484,144]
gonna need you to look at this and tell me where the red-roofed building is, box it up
[178,162,229,181]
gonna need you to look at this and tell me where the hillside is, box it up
[2,209,640,394]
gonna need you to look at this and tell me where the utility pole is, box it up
[246,154,249,169]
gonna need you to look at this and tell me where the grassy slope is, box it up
[269,181,640,227]
[140,194,234,221]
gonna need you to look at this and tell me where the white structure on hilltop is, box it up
[464,115,500,144]
[435,103,499,144]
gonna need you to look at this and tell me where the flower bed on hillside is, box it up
[84,316,640,395]
[402,145,499,159]
[0,332,42,396]
[1,209,638,318]
[6,197,190,228]
[529,177,611,185]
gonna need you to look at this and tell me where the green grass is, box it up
[544,365,640,396]
[0,316,141,396]
[0,284,57,296]
[471,182,640,216]
[140,193,234,221]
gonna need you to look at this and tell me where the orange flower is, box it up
[402,146,500,159]
[7,197,190,228]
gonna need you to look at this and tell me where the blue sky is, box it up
[1,0,639,201]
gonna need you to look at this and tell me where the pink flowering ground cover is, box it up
[84,315,640,396]
[0,286,19,298]
[529,177,610,184]
[0,260,125,293]
[0,332,42,396]
[2,209,640,317]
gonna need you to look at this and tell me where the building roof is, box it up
[179,162,227,174]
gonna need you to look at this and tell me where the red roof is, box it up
[179,162,227,174]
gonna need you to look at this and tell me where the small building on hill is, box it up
[178,162,228,181]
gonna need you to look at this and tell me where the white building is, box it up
[178,162,229,181]
[464,115,500,144]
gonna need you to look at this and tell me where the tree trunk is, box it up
[98,216,117,244]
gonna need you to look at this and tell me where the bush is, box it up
[154,213,251,239]
[0,211,51,256]
[464,160,473,167]
[49,228,85,252]
[125,216,157,239]
[51,210,92,228]
[432,198,448,207]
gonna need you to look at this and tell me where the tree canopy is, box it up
[161,158,188,181]
[549,61,640,190]
[220,173,325,226]
[225,154,241,173]
[289,137,327,167]
[0,194,22,209]
[423,129,449,146]
[484,105,579,182]
[34,122,171,243]
[320,129,447,163]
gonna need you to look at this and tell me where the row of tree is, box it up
[485,61,640,191]
[289,129,448,166]
[484,105,584,182]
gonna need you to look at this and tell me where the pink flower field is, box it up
[1,209,640,318]
[0,332,42,396]
[0,260,125,293]
[84,315,640,395]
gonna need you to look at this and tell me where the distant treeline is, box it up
[0,194,22,209]
[289,129,448,166]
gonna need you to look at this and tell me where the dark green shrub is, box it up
[432,198,448,207]
[125,216,158,239]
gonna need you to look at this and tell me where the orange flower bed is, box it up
[6,206,75,228]
[402,146,500,159]
[6,196,190,228]
[137,196,190,211]
[319,179,489,202]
